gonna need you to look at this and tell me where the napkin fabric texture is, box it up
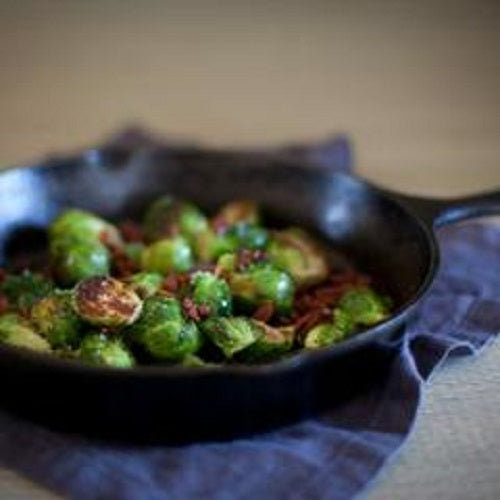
[0,132,498,500]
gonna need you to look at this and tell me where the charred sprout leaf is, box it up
[201,316,260,358]
[50,237,110,286]
[337,287,389,326]
[190,271,232,317]
[268,228,329,288]
[141,236,194,274]
[140,320,202,361]
[79,333,135,368]
[214,200,261,226]
[0,271,54,311]
[126,296,183,342]
[229,263,295,315]
[31,290,84,348]
[143,196,209,243]
[126,272,163,298]
[73,277,143,327]
[0,313,51,352]
[50,209,122,247]
[238,321,294,362]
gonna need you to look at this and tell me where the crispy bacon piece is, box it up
[252,301,275,323]
[118,221,144,243]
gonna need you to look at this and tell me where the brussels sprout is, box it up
[0,271,54,312]
[140,320,202,361]
[50,209,122,247]
[126,296,183,342]
[73,277,143,327]
[303,309,354,349]
[190,271,232,317]
[30,290,84,348]
[0,313,51,352]
[201,316,260,358]
[229,263,295,315]
[143,196,209,243]
[268,228,329,288]
[79,333,135,368]
[238,322,294,362]
[126,272,163,298]
[337,287,389,326]
[141,236,194,274]
[51,237,110,286]
[214,200,261,227]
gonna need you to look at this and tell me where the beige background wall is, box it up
[1,0,499,194]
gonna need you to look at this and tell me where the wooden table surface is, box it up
[0,1,499,498]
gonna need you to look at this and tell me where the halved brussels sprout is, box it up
[141,236,194,274]
[79,333,135,368]
[0,313,51,352]
[190,271,232,317]
[72,277,143,327]
[31,290,84,348]
[268,228,329,288]
[229,263,295,315]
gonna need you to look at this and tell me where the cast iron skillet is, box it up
[0,147,498,444]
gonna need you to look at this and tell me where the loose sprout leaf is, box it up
[337,286,389,326]
[0,313,51,352]
[213,200,261,227]
[126,272,163,298]
[201,316,260,358]
[238,321,294,362]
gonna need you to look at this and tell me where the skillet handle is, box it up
[381,189,500,228]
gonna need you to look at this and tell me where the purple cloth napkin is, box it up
[0,134,498,500]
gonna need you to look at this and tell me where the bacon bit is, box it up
[100,237,137,278]
[236,249,268,271]
[182,297,200,321]
[163,273,179,293]
[197,304,212,318]
[252,301,275,323]
[182,297,212,322]
[118,221,144,243]
[0,295,9,314]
